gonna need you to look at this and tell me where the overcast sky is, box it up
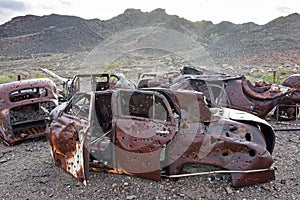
[0,0,299,25]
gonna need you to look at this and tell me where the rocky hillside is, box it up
[0,9,299,66]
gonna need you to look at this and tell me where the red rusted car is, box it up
[0,78,58,145]
[169,74,296,119]
[137,67,299,120]
[45,88,275,187]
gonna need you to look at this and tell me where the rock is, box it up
[112,183,117,187]
[280,179,286,184]
[261,185,271,191]
[126,195,137,200]
[0,158,9,164]
[225,186,233,194]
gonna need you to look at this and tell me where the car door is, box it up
[113,90,178,180]
[47,93,92,185]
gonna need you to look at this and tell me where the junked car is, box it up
[40,68,136,101]
[138,67,299,120]
[169,74,296,119]
[273,74,300,120]
[45,88,275,187]
[0,78,58,145]
[136,66,203,89]
[136,73,158,88]
[60,73,136,100]
[137,71,180,88]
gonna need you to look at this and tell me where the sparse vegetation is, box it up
[0,75,9,84]
[0,71,20,84]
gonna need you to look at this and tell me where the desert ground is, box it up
[0,128,299,199]
[0,53,299,199]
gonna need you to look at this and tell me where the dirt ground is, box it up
[0,54,299,199]
[0,127,299,200]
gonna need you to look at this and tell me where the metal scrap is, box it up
[137,67,300,120]
[168,74,296,118]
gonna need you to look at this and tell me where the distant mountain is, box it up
[0,9,299,66]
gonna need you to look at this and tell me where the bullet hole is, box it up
[245,133,251,141]
[249,149,256,157]
[229,124,237,131]
[222,151,229,157]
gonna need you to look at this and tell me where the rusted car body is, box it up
[59,73,136,101]
[0,78,58,145]
[137,72,180,88]
[169,74,295,118]
[273,74,300,120]
[136,66,203,89]
[136,73,158,88]
[46,88,275,187]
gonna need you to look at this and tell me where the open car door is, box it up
[46,93,91,185]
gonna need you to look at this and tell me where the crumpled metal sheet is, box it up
[170,74,295,118]
[281,74,300,106]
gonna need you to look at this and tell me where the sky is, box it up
[0,0,300,25]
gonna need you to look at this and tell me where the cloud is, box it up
[0,0,26,11]
[0,0,27,24]
[21,0,74,14]
[276,6,294,14]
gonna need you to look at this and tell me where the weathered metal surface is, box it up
[180,66,204,75]
[0,78,58,145]
[46,112,88,184]
[170,74,295,118]
[282,74,300,89]
[136,73,158,88]
[137,66,203,89]
[46,88,275,187]
[272,74,300,120]
[148,71,180,88]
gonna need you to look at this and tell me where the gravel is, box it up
[0,130,299,200]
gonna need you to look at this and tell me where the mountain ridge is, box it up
[0,9,299,66]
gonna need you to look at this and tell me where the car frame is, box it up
[45,88,275,187]
[40,68,136,101]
